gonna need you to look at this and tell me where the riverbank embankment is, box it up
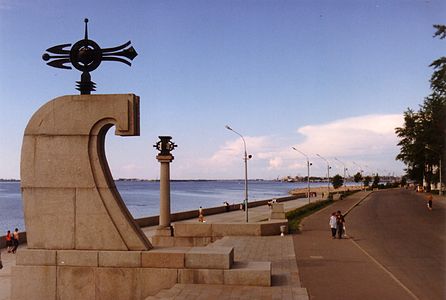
[0,193,307,248]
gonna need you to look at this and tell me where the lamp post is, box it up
[292,147,311,204]
[334,157,347,189]
[353,161,364,190]
[426,146,443,196]
[225,125,251,222]
[316,154,330,193]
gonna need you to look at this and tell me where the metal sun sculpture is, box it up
[42,18,138,95]
[154,136,177,156]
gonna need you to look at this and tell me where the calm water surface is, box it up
[0,180,326,233]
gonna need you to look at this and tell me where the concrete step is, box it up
[177,261,271,286]
[145,284,309,300]
[224,261,271,286]
[185,246,234,269]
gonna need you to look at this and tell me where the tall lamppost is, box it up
[316,154,330,193]
[292,147,311,204]
[353,161,364,190]
[335,157,347,189]
[225,125,251,222]
[426,146,443,196]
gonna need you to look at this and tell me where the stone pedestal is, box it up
[269,203,286,220]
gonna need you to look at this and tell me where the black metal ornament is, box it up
[42,18,138,95]
[154,136,177,156]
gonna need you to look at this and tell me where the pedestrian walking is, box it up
[198,206,204,222]
[223,201,230,212]
[329,212,337,238]
[426,194,433,211]
[336,211,345,239]
[5,230,12,253]
[12,228,19,253]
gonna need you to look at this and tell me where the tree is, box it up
[364,176,372,187]
[395,25,446,188]
[372,174,380,188]
[353,172,363,184]
[401,176,407,186]
[332,174,344,189]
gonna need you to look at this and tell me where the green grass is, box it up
[286,190,361,233]
[286,200,334,233]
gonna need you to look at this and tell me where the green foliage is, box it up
[433,24,446,39]
[372,174,380,188]
[353,172,363,183]
[331,174,344,189]
[401,176,407,186]
[395,25,446,186]
[363,176,372,187]
[286,189,361,232]
[286,200,333,233]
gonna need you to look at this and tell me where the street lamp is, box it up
[353,161,364,190]
[292,147,311,204]
[426,146,443,196]
[334,157,347,189]
[316,154,331,193]
[225,125,251,222]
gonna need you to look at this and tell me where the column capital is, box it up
[156,155,174,163]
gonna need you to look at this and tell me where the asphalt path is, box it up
[293,189,445,300]
[347,189,445,300]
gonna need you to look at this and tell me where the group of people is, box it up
[5,228,20,253]
[329,211,346,239]
[0,228,19,269]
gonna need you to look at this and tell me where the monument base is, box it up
[12,246,270,300]
[154,226,173,237]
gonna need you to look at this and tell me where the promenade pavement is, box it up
[0,195,322,300]
[293,190,421,300]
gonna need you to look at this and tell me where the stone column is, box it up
[153,136,177,237]
[157,155,173,228]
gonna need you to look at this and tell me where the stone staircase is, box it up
[145,284,309,299]
[144,244,272,286]
[145,236,309,300]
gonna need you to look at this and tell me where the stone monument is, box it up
[12,19,275,300]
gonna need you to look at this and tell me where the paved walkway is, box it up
[293,190,421,300]
[0,247,18,300]
[141,196,321,238]
[0,196,321,300]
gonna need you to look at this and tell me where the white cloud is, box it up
[201,114,404,179]
[296,114,403,158]
[208,136,270,167]
[107,113,405,179]
[268,156,283,170]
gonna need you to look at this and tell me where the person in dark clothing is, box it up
[336,211,345,239]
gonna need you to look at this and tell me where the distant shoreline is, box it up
[0,178,322,183]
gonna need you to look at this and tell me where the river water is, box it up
[0,180,329,233]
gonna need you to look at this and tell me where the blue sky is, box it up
[0,0,444,180]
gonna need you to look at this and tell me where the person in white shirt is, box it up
[329,212,337,239]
